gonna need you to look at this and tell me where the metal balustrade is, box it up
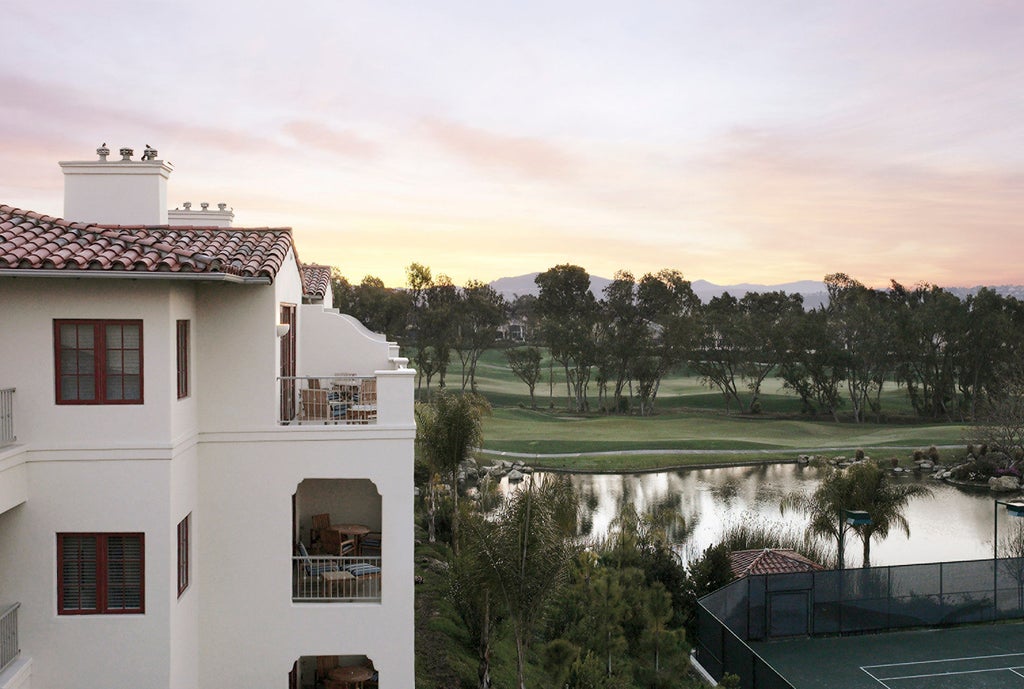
[0,603,19,675]
[292,555,382,602]
[279,376,377,426]
[0,388,14,447]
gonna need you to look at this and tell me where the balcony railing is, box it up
[0,388,14,447]
[280,376,377,426]
[292,555,382,602]
[0,602,19,675]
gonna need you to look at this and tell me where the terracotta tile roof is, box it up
[0,204,296,280]
[728,549,825,579]
[301,263,332,298]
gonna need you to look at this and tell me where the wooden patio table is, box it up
[328,664,374,687]
[330,523,370,553]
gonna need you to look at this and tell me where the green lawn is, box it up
[429,347,971,471]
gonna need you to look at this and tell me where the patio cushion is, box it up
[343,563,381,577]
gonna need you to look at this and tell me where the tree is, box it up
[737,291,804,413]
[890,281,962,420]
[780,462,931,568]
[972,362,1024,461]
[690,294,746,413]
[416,391,490,553]
[635,269,700,416]
[824,273,892,423]
[454,281,506,392]
[471,475,580,689]
[535,265,598,412]
[845,462,932,567]
[506,346,543,408]
[450,509,502,688]
[779,308,845,420]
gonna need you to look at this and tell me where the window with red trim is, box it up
[57,533,145,615]
[54,320,143,404]
[176,320,190,399]
[177,513,190,597]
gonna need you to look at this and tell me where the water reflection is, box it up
[503,464,1008,567]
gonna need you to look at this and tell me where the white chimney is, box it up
[168,200,235,227]
[60,145,173,225]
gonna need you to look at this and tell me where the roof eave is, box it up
[0,269,272,285]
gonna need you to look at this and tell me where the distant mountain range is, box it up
[489,273,1024,309]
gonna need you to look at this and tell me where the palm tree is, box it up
[845,462,932,568]
[781,462,932,568]
[780,468,854,568]
[415,390,490,552]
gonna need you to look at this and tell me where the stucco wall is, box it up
[197,431,415,688]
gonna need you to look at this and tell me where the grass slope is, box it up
[438,348,971,469]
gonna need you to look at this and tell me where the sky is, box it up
[2,1,1022,288]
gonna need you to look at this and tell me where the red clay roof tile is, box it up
[301,263,332,298]
[728,549,825,578]
[0,204,297,281]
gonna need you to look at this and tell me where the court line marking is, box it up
[863,652,1024,670]
[859,666,891,688]
[880,666,1024,681]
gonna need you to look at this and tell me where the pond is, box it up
[512,463,1014,567]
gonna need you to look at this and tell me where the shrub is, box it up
[927,445,940,462]
[855,449,865,461]
[912,449,925,462]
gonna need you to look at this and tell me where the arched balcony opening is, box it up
[292,479,382,602]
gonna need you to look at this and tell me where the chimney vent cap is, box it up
[96,143,110,161]
[200,202,209,210]
[119,147,133,161]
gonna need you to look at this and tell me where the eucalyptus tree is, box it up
[737,291,805,413]
[505,346,543,409]
[535,264,599,412]
[889,281,962,419]
[600,271,647,413]
[636,269,701,415]
[824,273,892,423]
[453,280,506,392]
[778,308,846,420]
[690,293,746,413]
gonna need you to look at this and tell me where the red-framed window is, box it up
[176,320,190,399]
[177,513,190,597]
[54,320,143,404]
[57,533,145,615]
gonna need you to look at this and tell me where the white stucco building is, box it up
[0,146,416,689]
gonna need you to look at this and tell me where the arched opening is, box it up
[292,479,382,602]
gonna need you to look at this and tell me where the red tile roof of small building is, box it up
[301,263,332,298]
[728,549,825,578]
[0,204,297,280]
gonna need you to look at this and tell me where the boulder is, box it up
[989,475,1020,492]
[507,469,524,482]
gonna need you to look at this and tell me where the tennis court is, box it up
[750,621,1024,688]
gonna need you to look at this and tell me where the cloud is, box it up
[283,121,380,160]
[420,117,576,180]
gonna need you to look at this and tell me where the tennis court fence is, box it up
[695,556,1024,688]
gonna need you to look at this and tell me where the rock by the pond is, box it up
[989,475,1020,492]
[507,469,524,482]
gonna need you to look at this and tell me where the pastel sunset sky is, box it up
[2,1,1021,288]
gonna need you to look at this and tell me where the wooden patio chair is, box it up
[310,513,331,553]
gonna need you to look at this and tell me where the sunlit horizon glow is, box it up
[2,1,1022,290]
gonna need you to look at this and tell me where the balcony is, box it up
[279,376,377,426]
[0,603,19,676]
[0,389,13,447]
[292,553,382,602]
